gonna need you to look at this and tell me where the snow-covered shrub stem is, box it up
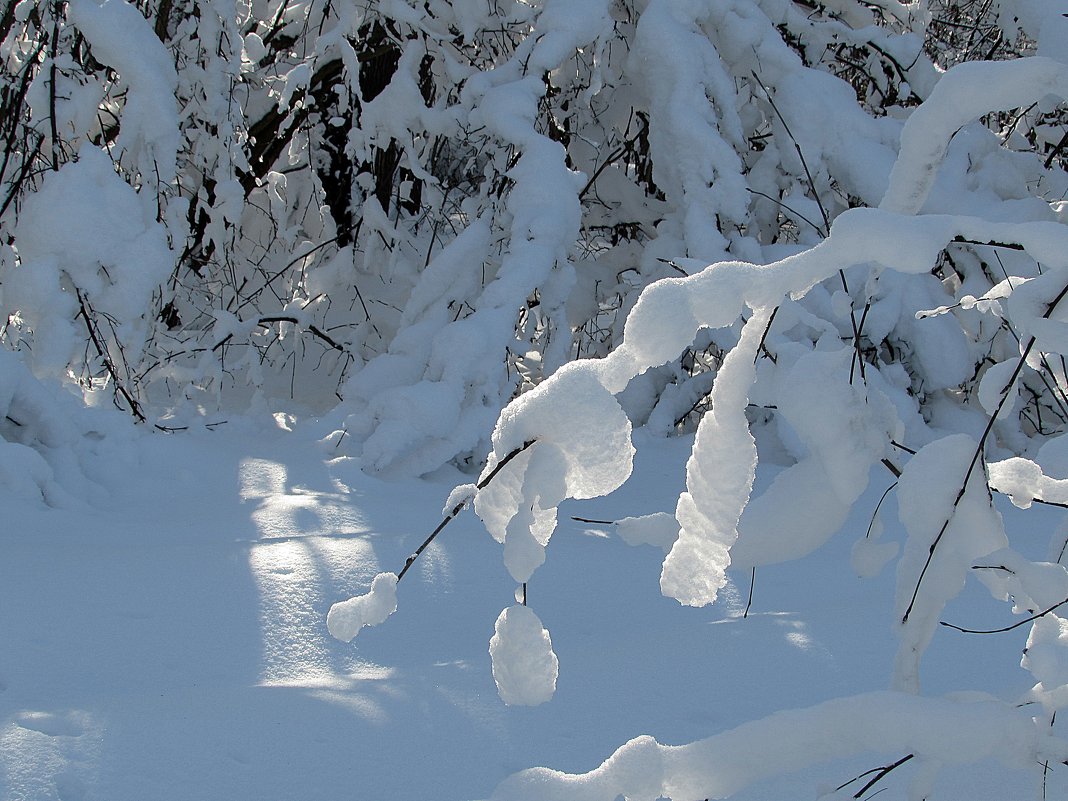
[73,288,147,424]
[901,280,1068,627]
[396,438,537,583]
[328,438,536,645]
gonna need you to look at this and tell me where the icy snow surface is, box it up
[0,422,1060,800]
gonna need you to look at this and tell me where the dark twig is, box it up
[571,516,615,525]
[48,2,61,172]
[237,220,362,313]
[743,567,756,618]
[850,299,871,385]
[866,481,898,541]
[751,72,829,236]
[903,282,1068,624]
[745,188,824,235]
[941,595,1068,634]
[754,305,780,364]
[256,315,348,352]
[396,439,537,582]
[1043,711,1057,800]
[1044,129,1068,170]
[952,235,1025,251]
[836,753,915,798]
[750,72,865,382]
[75,288,146,422]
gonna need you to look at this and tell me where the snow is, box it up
[881,57,1068,215]
[488,605,560,706]
[326,572,399,643]
[893,435,1009,693]
[5,0,1068,796]
[8,147,174,374]
[67,0,180,183]
[0,421,1061,801]
[616,512,680,551]
[661,308,767,607]
[989,457,1068,509]
[492,692,1054,801]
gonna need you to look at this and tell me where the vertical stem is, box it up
[48,1,62,172]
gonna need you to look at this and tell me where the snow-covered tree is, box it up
[4,0,1068,796]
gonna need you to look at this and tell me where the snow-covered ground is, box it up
[0,421,1061,800]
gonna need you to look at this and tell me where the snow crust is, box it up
[990,457,1068,509]
[732,347,897,568]
[476,363,634,583]
[616,512,680,551]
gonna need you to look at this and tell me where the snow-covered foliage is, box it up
[5,0,1068,796]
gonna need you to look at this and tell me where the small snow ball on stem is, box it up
[327,572,399,643]
[489,604,559,706]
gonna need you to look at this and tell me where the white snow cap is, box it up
[489,605,559,706]
[475,362,634,583]
[616,513,680,551]
[326,572,399,643]
[488,361,634,501]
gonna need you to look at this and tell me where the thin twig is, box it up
[745,188,824,235]
[743,567,756,618]
[952,235,1025,251]
[75,289,146,422]
[751,72,829,235]
[396,439,537,582]
[850,300,871,385]
[750,72,867,381]
[1043,711,1057,801]
[836,753,915,798]
[866,481,898,540]
[941,595,1068,634]
[237,220,362,313]
[256,315,348,352]
[880,459,902,478]
[754,305,780,364]
[903,282,1068,624]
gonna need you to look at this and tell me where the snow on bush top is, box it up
[487,362,635,502]
[68,0,180,184]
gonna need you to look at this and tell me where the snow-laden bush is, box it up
[0,0,1056,471]
[5,0,1068,794]
[467,36,1068,801]
[318,1,1068,797]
